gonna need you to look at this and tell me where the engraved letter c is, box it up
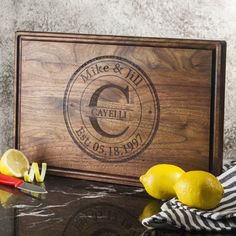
[89,84,129,138]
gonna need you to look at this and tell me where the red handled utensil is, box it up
[0,173,47,194]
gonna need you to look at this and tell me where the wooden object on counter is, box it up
[14,32,226,186]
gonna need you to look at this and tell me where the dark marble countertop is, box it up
[0,175,234,236]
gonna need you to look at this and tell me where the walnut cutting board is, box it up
[14,32,226,186]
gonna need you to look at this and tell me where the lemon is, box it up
[0,149,29,178]
[174,171,224,210]
[140,164,185,200]
[139,200,162,222]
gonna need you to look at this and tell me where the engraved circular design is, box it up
[64,56,160,162]
[63,203,142,236]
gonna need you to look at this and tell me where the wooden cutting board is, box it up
[14,32,226,186]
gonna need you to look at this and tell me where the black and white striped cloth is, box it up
[142,161,236,231]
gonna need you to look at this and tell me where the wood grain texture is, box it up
[14,32,226,186]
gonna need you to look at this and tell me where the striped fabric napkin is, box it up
[142,161,236,231]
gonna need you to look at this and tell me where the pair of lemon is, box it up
[140,164,224,210]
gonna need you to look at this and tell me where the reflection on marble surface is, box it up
[0,175,149,236]
[0,175,235,236]
[64,203,141,235]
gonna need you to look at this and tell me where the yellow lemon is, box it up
[0,149,29,178]
[139,200,162,222]
[140,164,185,200]
[174,171,224,210]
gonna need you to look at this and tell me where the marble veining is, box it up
[17,211,55,217]
[0,0,236,159]
[1,175,230,235]
[0,175,151,235]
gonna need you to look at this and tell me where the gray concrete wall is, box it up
[0,0,236,159]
